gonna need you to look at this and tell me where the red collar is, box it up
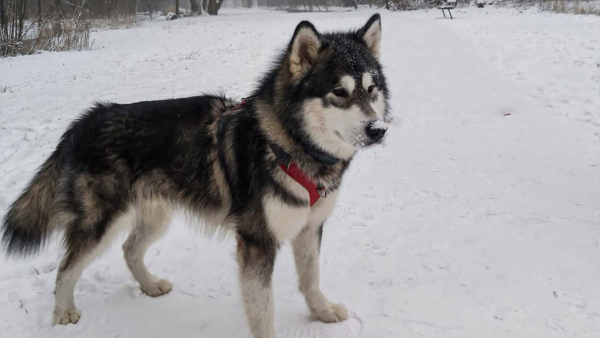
[278,162,326,207]
[234,99,326,207]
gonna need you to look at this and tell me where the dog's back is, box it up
[1,95,234,258]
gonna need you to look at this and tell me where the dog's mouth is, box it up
[346,130,388,149]
[334,131,377,148]
[353,135,378,148]
[334,126,388,149]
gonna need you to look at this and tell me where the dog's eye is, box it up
[368,85,375,94]
[332,88,347,97]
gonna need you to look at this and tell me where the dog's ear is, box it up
[357,14,382,59]
[289,21,322,78]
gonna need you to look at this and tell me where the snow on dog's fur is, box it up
[1,14,389,338]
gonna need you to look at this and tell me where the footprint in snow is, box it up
[278,313,363,338]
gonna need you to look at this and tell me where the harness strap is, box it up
[235,98,327,206]
[278,162,326,207]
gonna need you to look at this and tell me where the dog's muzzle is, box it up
[366,121,387,143]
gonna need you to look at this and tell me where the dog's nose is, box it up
[366,122,387,142]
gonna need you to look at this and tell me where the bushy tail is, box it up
[2,150,62,256]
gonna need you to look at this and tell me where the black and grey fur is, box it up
[1,14,389,338]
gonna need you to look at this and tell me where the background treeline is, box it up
[1,0,597,57]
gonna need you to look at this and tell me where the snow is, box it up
[1,6,599,338]
[370,120,388,130]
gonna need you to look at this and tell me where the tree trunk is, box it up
[207,0,222,15]
[207,0,216,15]
[53,0,65,18]
[0,0,5,36]
[37,0,42,25]
[146,0,153,19]
[17,0,26,40]
[175,0,180,15]
[190,0,201,14]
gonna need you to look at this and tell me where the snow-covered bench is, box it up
[438,0,457,19]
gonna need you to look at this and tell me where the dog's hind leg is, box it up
[236,234,278,338]
[292,223,348,323]
[122,200,173,297]
[54,242,94,325]
[54,208,131,325]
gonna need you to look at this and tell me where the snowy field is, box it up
[1,6,599,338]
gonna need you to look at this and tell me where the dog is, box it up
[1,14,389,337]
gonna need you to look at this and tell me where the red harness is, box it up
[234,99,325,206]
[279,162,326,206]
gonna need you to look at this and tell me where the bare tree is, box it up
[36,0,42,24]
[143,0,153,19]
[206,0,223,15]
[52,0,64,18]
[0,0,29,55]
[175,0,180,15]
[190,0,201,14]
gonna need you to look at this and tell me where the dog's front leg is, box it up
[236,234,278,338]
[292,223,349,323]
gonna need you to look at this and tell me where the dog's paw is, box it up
[53,307,81,325]
[312,303,349,323]
[141,279,173,297]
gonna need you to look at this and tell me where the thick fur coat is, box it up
[2,14,389,338]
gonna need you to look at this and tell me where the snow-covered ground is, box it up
[1,6,599,338]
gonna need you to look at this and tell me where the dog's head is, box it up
[275,14,389,161]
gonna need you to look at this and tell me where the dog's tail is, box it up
[2,150,62,256]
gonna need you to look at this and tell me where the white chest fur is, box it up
[263,186,339,243]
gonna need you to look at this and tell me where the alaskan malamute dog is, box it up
[2,14,389,337]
